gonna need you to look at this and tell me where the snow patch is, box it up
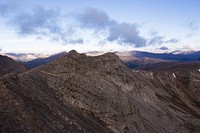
[173,73,176,78]
[132,70,139,73]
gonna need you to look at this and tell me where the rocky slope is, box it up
[0,50,200,132]
[0,55,27,77]
[119,55,167,68]
[136,61,200,72]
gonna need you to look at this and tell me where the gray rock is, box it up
[0,50,200,132]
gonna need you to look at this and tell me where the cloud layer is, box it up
[0,0,18,16]
[0,2,178,48]
[10,6,61,35]
[77,8,147,47]
[107,22,146,47]
[148,33,178,45]
[159,46,169,50]
[186,18,199,31]
[77,8,109,28]
[0,2,83,44]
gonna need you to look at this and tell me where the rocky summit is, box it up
[0,50,200,133]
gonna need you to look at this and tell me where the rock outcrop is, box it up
[0,50,200,132]
[0,55,27,77]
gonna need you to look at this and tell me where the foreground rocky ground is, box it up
[0,50,200,132]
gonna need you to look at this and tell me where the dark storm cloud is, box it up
[77,8,147,47]
[10,6,61,35]
[159,46,169,50]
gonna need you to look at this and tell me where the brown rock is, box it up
[0,55,27,77]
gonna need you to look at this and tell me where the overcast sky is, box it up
[0,0,200,54]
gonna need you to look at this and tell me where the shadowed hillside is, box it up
[0,55,27,77]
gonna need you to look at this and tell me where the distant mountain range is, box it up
[2,50,200,71]
[23,52,67,68]
[4,50,200,62]
[5,50,198,69]
[125,50,200,61]
[3,53,49,62]
[116,50,200,69]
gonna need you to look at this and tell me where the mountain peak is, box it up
[101,52,119,59]
[67,50,80,57]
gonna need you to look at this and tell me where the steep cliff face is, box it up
[0,55,27,77]
[0,50,200,132]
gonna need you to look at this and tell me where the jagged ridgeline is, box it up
[0,50,200,132]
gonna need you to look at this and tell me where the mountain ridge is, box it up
[0,50,200,132]
[3,50,200,70]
